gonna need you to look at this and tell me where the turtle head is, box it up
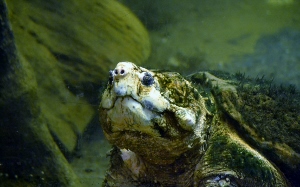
[103,61,170,112]
[99,62,208,164]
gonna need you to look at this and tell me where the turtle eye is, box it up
[141,72,154,86]
[108,70,114,85]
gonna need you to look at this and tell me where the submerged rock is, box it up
[0,1,80,186]
[5,0,150,152]
[1,0,150,185]
[100,62,299,186]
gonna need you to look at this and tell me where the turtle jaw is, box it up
[99,95,201,165]
[105,96,162,137]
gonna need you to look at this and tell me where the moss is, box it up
[206,133,275,181]
[191,71,299,186]
[190,71,300,155]
[232,75,300,153]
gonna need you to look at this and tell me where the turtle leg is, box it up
[103,147,136,187]
[194,122,289,187]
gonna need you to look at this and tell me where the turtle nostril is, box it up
[114,67,127,79]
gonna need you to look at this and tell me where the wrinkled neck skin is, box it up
[100,62,210,186]
[107,141,207,186]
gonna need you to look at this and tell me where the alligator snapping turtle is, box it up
[99,62,300,187]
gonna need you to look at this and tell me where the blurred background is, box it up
[122,0,300,87]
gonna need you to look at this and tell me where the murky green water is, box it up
[1,0,300,186]
[126,0,300,86]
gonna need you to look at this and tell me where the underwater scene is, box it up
[0,0,300,186]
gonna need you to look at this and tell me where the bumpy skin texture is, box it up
[99,62,291,187]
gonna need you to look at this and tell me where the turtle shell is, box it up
[190,71,300,186]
